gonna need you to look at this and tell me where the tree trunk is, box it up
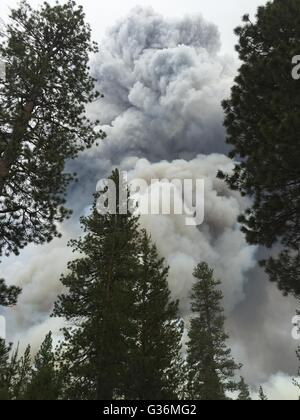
[0,99,34,195]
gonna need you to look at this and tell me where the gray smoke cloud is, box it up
[0,7,298,398]
[66,7,236,212]
[122,154,257,313]
[86,6,235,163]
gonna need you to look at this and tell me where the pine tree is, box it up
[237,377,251,400]
[0,339,13,400]
[258,386,268,401]
[186,262,241,400]
[0,278,20,307]
[218,0,300,296]
[25,332,61,400]
[0,0,105,258]
[0,278,21,386]
[53,170,141,400]
[126,230,184,400]
[11,345,32,400]
[0,336,62,401]
[0,344,32,400]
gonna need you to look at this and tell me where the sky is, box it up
[1,0,268,54]
[1,0,300,401]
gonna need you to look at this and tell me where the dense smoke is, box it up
[85,6,235,167]
[123,154,256,312]
[0,7,298,398]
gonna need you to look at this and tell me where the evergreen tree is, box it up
[11,345,32,400]
[237,377,251,400]
[53,170,141,400]
[0,0,105,258]
[258,386,268,401]
[218,0,300,296]
[127,230,184,400]
[0,340,13,400]
[25,332,61,400]
[0,335,62,400]
[0,278,20,307]
[0,344,32,400]
[186,262,241,400]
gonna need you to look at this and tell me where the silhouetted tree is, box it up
[237,377,251,400]
[258,386,268,401]
[0,279,20,306]
[219,0,300,295]
[25,332,62,400]
[0,0,105,258]
[186,262,241,400]
[127,230,184,400]
[54,170,140,400]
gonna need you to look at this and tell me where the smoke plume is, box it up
[0,7,298,398]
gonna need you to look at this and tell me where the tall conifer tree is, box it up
[237,377,251,400]
[25,332,61,400]
[219,0,300,295]
[0,340,13,400]
[258,386,268,401]
[127,230,184,400]
[54,170,140,400]
[0,0,105,258]
[11,345,31,400]
[186,262,241,400]
[0,344,32,400]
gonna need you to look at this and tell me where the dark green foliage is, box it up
[11,345,32,400]
[127,230,184,400]
[53,171,184,400]
[53,170,141,400]
[237,377,251,400]
[0,333,62,400]
[186,262,241,400]
[262,251,300,297]
[0,343,31,400]
[258,386,268,400]
[0,0,105,257]
[24,332,62,400]
[0,278,21,306]
[219,0,300,296]
[0,339,13,399]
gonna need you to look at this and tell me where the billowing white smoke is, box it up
[87,6,235,165]
[121,154,257,313]
[0,7,297,396]
[1,5,242,353]
[83,9,254,314]
[3,154,257,352]
[1,229,74,352]
[256,373,299,400]
[76,8,257,313]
